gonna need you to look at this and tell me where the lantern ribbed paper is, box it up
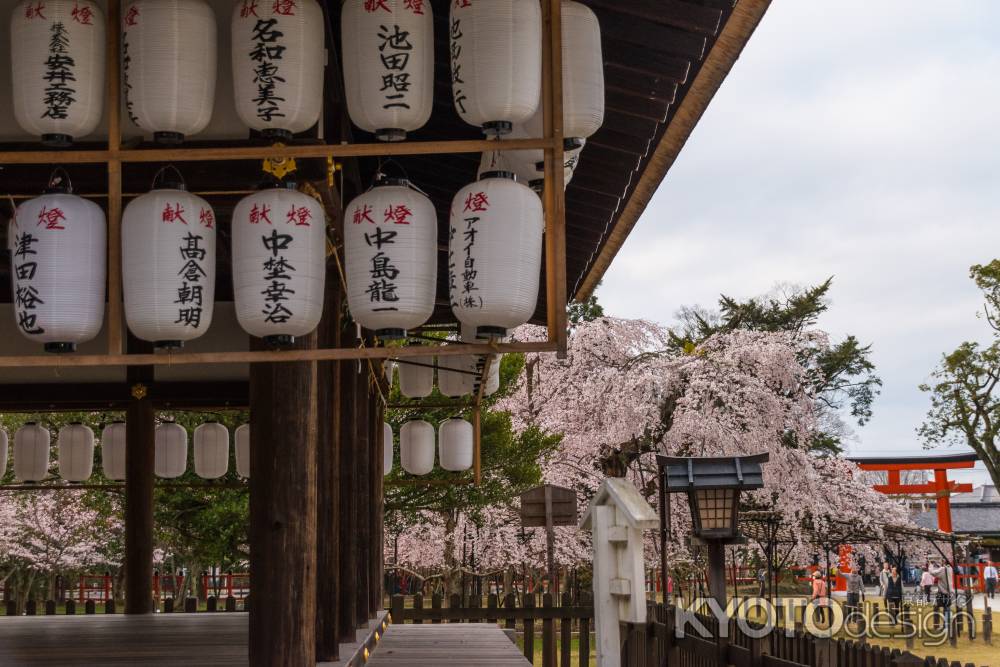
[101,421,126,481]
[437,353,476,397]
[232,187,326,345]
[344,180,437,338]
[399,359,433,398]
[14,423,49,482]
[449,175,543,337]
[58,422,94,482]
[122,0,217,143]
[194,422,229,479]
[384,360,396,387]
[0,429,7,476]
[12,190,106,352]
[560,1,604,143]
[383,421,393,476]
[232,0,323,139]
[400,419,434,475]
[154,421,187,479]
[449,0,541,135]
[438,418,472,471]
[11,0,105,145]
[123,186,216,348]
[460,324,500,396]
[235,424,250,478]
[342,0,433,142]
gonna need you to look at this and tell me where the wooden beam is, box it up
[0,381,249,412]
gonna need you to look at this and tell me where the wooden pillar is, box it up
[355,353,372,623]
[124,337,154,615]
[370,385,385,617]
[337,326,359,643]
[249,334,319,667]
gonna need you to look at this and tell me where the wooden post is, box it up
[370,376,385,618]
[124,338,154,615]
[249,333,319,666]
[338,326,360,643]
[105,0,123,355]
[355,349,372,625]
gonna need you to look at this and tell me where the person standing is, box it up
[885,566,903,623]
[984,562,998,600]
[811,570,829,624]
[920,567,935,603]
[929,560,954,627]
[845,569,865,616]
[878,562,890,599]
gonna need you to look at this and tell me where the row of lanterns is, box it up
[12,0,602,146]
[390,355,500,399]
[0,422,250,483]
[386,418,473,476]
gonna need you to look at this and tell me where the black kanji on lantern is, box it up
[250,18,286,122]
[42,22,77,120]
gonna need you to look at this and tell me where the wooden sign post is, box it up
[520,484,578,592]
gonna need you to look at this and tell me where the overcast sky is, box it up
[598,1,1000,485]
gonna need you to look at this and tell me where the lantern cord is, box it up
[150,165,187,190]
[47,167,73,193]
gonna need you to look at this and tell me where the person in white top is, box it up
[919,568,935,603]
[984,563,998,600]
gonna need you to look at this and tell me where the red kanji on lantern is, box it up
[286,205,312,227]
[124,5,139,26]
[404,0,424,14]
[463,191,489,213]
[454,0,471,7]
[249,203,273,225]
[271,0,295,15]
[71,2,93,24]
[199,208,215,228]
[352,204,375,224]
[240,0,259,17]
[37,206,66,230]
[162,203,188,224]
[364,0,390,12]
[24,2,45,19]
[383,204,413,225]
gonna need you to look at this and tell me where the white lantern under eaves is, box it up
[14,422,49,482]
[450,0,541,136]
[232,186,326,346]
[12,177,106,352]
[58,422,94,482]
[342,0,433,142]
[437,353,476,397]
[194,422,229,479]
[154,421,187,479]
[235,424,250,478]
[449,173,543,337]
[521,108,587,191]
[398,359,433,398]
[11,0,106,146]
[400,419,434,475]
[439,418,472,472]
[560,0,604,145]
[101,421,126,481]
[232,0,323,141]
[344,179,436,339]
[122,0,217,143]
[461,323,501,396]
[383,422,393,476]
[0,428,7,476]
[123,178,216,349]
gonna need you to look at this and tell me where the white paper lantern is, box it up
[14,423,49,482]
[519,109,587,190]
[400,419,434,475]
[384,360,396,386]
[383,422,393,476]
[344,180,437,338]
[11,0,105,146]
[438,418,472,472]
[398,359,433,397]
[154,421,187,479]
[101,421,127,481]
[193,422,229,479]
[231,0,323,140]
[123,182,216,348]
[122,0,217,143]
[232,186,326,345]
[449,174,543,336]
[461,323,501,396]
[235,424,250,478]
[12,183,106,352]
[450,0,541,135]
[342,0,433,142]
[560,1,604,143]
[0,429,7,477]
[58,422,94,482]
[437,353,476,397]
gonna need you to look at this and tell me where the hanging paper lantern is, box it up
[383,422,393,476]
[438,418,472,472]
[122,0,217,143]
[400,419,433,475]
[398,359,433,398]
[232,186,326,346]
[231,0,323,141]
[123,176,216,349]
[520,108,587,190]
[193,422,229,480]
[461,323,501,396]
[101,421,127,481]
[477,133,538,189]
[384,360,396,387]
[449,174,543,337]
[437,353,476,397]
[11,0,105,146]
[560,1,604,144]
[58,422,94,482]
[342,0,433,142]
[235,424,250,479]
[154,421,187,479]
[344,179,437,338]
[14,422,49,482]
[450,0,541,136]
[0,428,7,476]
[12,175,106,352]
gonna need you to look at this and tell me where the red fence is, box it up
[76,572,251,603]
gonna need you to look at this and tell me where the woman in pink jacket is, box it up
[811,570,829,624]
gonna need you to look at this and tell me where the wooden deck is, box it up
[368,623,531,666]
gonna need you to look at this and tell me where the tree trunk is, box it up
[441,511,461,596]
